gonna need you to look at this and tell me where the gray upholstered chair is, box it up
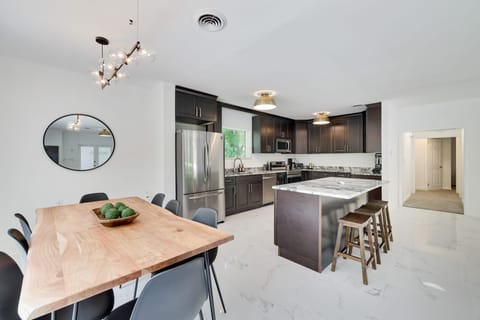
[151,193,166,207]
[79,192,109,203]
[192,208,227,313]
[164,199,180,216]
[105,257,208,320]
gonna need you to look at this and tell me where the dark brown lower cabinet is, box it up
[225,177,236,215]
[226,175,263,215]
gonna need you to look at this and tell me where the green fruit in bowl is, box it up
[117,205,127,212]
[100,203,114,216]
[105,208,120,220]
[121,207,135,218]
[114,202,126,209]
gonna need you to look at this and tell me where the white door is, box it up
[427,139,442,190]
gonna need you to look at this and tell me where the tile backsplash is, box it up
[225,153,376,169]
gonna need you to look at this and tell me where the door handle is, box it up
[199,107,202,118]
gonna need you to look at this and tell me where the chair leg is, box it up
[199,309,204,320]
[386,206,393,242]
[211,264,227,313]
[358,228,368,285]
[203,252,216,320]
[370,215,381,265]
[343,226,350,259]
[133,278,139,299]
[331,223,344,272]
[366,224,376,271]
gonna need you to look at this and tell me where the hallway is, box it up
[404,189,464,214]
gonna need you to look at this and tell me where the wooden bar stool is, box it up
[331,212,376,285]
[354,205,387,265]
[366,200,393,243]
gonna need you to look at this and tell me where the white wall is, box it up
[0,56,176,261]
[222,108,376,169]
[415,138,428,190]
[382,85,479,217]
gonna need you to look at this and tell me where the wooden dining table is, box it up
[18,196,234,320]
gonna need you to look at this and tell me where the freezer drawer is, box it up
[181,190,226,222]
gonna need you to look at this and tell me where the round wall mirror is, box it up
[43,114,115,171]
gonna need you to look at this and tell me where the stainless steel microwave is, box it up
[275,138,291,153]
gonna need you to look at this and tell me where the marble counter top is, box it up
[272,177,386,199]
[224,168,381,178]
[225,169,284,177]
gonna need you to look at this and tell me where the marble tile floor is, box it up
[115,205,480,320]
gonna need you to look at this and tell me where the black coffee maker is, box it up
[287,158,295,170]
[373,153,382,174]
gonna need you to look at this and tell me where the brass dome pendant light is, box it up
[313,112,330,125]
[253,90,277,111]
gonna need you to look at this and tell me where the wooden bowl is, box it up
[93,208,140,227]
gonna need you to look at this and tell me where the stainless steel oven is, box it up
[287,170,302,183]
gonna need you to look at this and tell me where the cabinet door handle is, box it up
[346,144,349,152]
[195,105,198,117]
[199,107,202,118]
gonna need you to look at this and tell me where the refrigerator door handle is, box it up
[203,142,208,184]
[206,142,211,180]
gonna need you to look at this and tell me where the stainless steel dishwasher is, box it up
[262,173,276,204]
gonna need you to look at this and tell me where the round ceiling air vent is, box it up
[195,9,227,32]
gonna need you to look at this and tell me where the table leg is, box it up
[50,312,55,320]
[71,302,78,320]
[203,252,216,320]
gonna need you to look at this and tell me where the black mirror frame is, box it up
[42,113,116,172]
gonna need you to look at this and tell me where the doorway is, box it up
[401,129,464,214]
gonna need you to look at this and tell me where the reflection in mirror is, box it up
[43,114,115,171]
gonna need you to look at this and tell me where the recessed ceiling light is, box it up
[195,9,227,32]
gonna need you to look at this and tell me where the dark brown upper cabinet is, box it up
[365,103,382,153]
[252,116,293,153]
[293,121,308,154]
[175,89,218,123]
[275,118,293,139]
[252,116,275,153]
[331,113,364,153]
[307,122,332,153]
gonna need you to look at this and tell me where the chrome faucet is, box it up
[233,157,244,172]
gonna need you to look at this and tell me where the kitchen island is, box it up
[272,177,384,272]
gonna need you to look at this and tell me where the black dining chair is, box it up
[192,208,227,314]
[7,228,29,271]
[164,199,180,216]
[14,213,32,245]
[79,192,109,203]
[151,193,166,208]
[0,251,51,320]
[6,229,115,320]
[105,257,208,320]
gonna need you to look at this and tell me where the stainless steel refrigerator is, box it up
[176,130,225,222]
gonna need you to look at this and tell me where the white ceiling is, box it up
[2,0,480,119]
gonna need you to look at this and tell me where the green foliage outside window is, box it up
[223,128,246,158]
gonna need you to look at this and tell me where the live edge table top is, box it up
[18,196,234,320]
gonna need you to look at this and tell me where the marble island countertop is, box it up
[272,177,386,199]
